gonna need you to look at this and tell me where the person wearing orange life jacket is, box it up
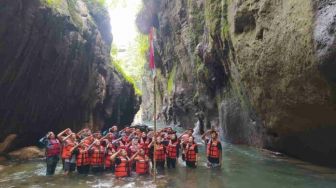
[140,132,151,156]
[88,139,105,173]
[57,128,73,170]
[148,136,166,170]
[111,149,130,178]
[166,133,180,169]
[130,148,151,175]
[183,136,198,168]
[71,141,90,174]
[59,132,78,175]
[104,142,116,172]
[39,131,61,175]
[202,130,222,168]
[178,128,194,161]
[128,137,140,170]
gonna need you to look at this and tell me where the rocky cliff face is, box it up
[137,0,336,166]
[0,0,140,150]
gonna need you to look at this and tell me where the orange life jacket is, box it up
[207,140,220,158]
[186,144,197,162]
[140,138,150,156]
[61,142,74,159]
[135,155,149,175]
[90,146,104,166]
[76,148,90,166]
[155,144,165,161]
[167,141,178,159]
[115,156,129,177]
[46,139,61,157]
[105,148,115,168]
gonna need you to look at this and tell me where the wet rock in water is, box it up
[0,165,5,172]
[8,146,45,160]
[0,134,17,153]
[0,0,140,151]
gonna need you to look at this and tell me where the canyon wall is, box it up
[137,0,336,166]
[0,0,140,150]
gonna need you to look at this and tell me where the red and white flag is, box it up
[149,27,156,78]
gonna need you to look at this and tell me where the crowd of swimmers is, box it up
[39,125,222,177]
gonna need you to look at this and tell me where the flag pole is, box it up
[149,26,157,182]
[153,74,157,182]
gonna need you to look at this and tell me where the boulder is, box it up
[8,146,45,160]
[0,134,17,153]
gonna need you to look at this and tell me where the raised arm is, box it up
[39,135,48,146]
[57,128,71,140]
[201,130,211,141]
[86,140,97,151]
[110,150,121,161]
[148,139,154,148]
[77,128,89,137]
[62,133,72,142]
[178,130,188,140]
[129,150,140,161]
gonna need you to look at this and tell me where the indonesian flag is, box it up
[149,27,156,78]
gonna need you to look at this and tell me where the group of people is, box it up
[39,125,222,177]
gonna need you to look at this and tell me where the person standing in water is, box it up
[111,149,131,178]
[39,131,61,175]
[130,148,151,175]
[71,141,90,174]
[183,136,198,168]
[148,136,166,170]
[179,128,194,161]
[166,133,180,169]
[202,130,222,168]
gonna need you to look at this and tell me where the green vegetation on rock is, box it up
[167,64,177,95]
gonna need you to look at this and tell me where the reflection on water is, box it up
[1,123,336,188]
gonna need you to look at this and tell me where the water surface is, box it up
[1,125,336,188]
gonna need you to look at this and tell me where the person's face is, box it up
[188,136,193,143]
[139,148,145,156]
[211,132,217,139]
[170,134,176,140]
[112,126,118,132]
[71,133,76,140]
[48,132,55,139]
[121,149,127,156]
[167,128,172,132]
[95,140,100,146]
[142,132,146,138]
[108,133,113,139]
[66,129,72,135]
[156,137,162,144]
[132,138,138,145]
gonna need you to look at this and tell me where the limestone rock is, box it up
[8,146,45,160]
[0,0,139,151]
[0,134,17,153]
[137,0,336,167]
